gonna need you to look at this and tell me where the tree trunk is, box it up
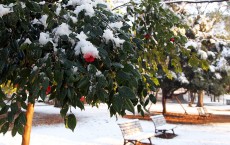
[22,103,34,145]
[197,90,204,107]
[188,92,195,107]
[162,89,167,114]
[214,95,216,102]
[54,99,61,107]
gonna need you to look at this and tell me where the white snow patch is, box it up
[102,29,125,47]
[0,4,12,17]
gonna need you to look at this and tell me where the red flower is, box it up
[80,96,85,102]
[170,38,175,42]
[144,33,151,39]
[83,53,95,63]
[46,86,51,95]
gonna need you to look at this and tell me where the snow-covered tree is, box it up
[0,1,157,145]
[168,1,230,106]
[121,0,209,114]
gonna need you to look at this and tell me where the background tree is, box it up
[122,0,209,114]
[168,1,230,106]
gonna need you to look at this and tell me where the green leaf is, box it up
[124,99,135,114]
[17,123,24,135]
[97,3,107,8]
[0,122,9,134]
[0,105,9,115]
[7,112,14,123]
[112,94,123,113]
[118,86,136,99]
[18,112,26,125]
[11,126,17,137]
[149,94,156,104]
[77,76,89,89]
[0,118,6,126]
[65,114,77,132]
[10,103,18,114]
[96,88,108,102]
[0,88,6,100]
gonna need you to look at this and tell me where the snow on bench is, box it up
[150,115,177,135]
[117,119,154,145]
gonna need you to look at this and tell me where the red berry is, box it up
[46,86,51,95]
[144,34,151,39]
[80,96,85,102]
[170,38,175,42]
[84,53,95,63]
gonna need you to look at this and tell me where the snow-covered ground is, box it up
[0,95,230,145]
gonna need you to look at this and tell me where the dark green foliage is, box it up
[0,0,156,134]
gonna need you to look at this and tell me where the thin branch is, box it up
[162,0,229,4]
[112,2,132,11]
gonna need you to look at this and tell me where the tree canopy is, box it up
[0,0,157,135]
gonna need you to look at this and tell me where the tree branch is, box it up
[162,0,229,4]
[173,89,188,96]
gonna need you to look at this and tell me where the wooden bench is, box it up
[117,119,154,145]
[150,115,177,136]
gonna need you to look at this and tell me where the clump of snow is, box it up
[102,29,125,47]
[32,66,38,72]
[24,38,32,44]
[74,3,95,18]
[209,65,216,72]
[55,4,61,16]
[53,23,72,36]
[38,1,45,5]
[70,16,78,23]
[170,71,177,79]
[40,15,48,28]
[75,31,99,58]
[109,22,123,29]
[72,66,78,73]
[96,70,102,76]
[221,47,230,57]
[215,73,222,79]
[39,32,52,45]
[185,40,198,49]
[216,57,230,71]
[198,49,208,60]
[0,4,12,17]
[20,2,26,9]
[207,51,215,58]
[211,22,228,38]
[178,73,189,84]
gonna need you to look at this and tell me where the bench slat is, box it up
[117,119,154,145]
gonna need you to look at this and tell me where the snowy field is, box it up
[0,95,230,145]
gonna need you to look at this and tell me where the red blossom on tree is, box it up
[80,96,85,102]
[83,53,95,63]
[170,38,175,42]
[46,86,51,95]
[144,33,151,39]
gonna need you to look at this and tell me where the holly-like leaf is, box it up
[65,114,77,132]
[0,122,9,134]
[149,94,156,104]
[118,86,136,99]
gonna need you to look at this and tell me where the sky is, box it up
[0,94,230,145]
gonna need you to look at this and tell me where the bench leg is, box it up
[148,138,152,145]
[172,129,175,134]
